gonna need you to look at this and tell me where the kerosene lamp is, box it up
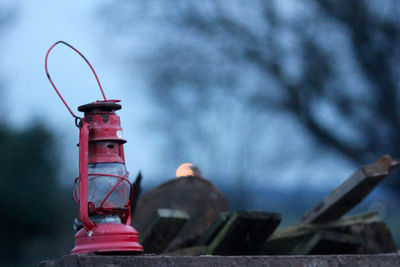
[45,41,143,254]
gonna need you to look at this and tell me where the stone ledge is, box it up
[40,253,400,267]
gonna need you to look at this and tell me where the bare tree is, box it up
[101,0,400,194]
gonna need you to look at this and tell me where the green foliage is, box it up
[0,123,74,266]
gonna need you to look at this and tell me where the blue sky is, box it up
[2,1,163,184]
[1,0,358,190]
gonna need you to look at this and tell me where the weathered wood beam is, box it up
[140,209,189,254]
[134,176,228,252]
[195,211,231,246]
[276,212,381,239]
[297,155,400,224]
[206,210,281,255]
[290,231,360,255]
[262,212,396,255]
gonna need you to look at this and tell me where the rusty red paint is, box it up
[72,101,143,254]
[45,41,142,254]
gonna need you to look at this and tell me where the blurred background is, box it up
[1,0,400,266]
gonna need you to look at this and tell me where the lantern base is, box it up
[71,223,143,254]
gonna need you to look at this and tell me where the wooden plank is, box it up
[275,212,381,240]
[140,209,189,254]
[196,212,232,246]
[262,212,396,255]
[134,176,228,251]
[349,221,397,254]
[297,155,399,224]
[262,232,314,255]
[290,231,360,255]
[206,210,281,255]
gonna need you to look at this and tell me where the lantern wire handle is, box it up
[45,41,107,121]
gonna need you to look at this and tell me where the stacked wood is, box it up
[134,155,399,256]
[288,231,360,255]
[140,209,189,253]
[134,176,228,251]
[297,155,400,224]
[262,212,396,255]
[163,210,282,256]
[196,212,231,246]
[203,211,281,255]
[262,155,399,255]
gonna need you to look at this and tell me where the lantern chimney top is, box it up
[78,100,121,113]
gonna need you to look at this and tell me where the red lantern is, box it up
[45,41,143,254]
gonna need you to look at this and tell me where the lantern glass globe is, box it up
[87,162,131,209]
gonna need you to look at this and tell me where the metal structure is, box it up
[45,41,143,254]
